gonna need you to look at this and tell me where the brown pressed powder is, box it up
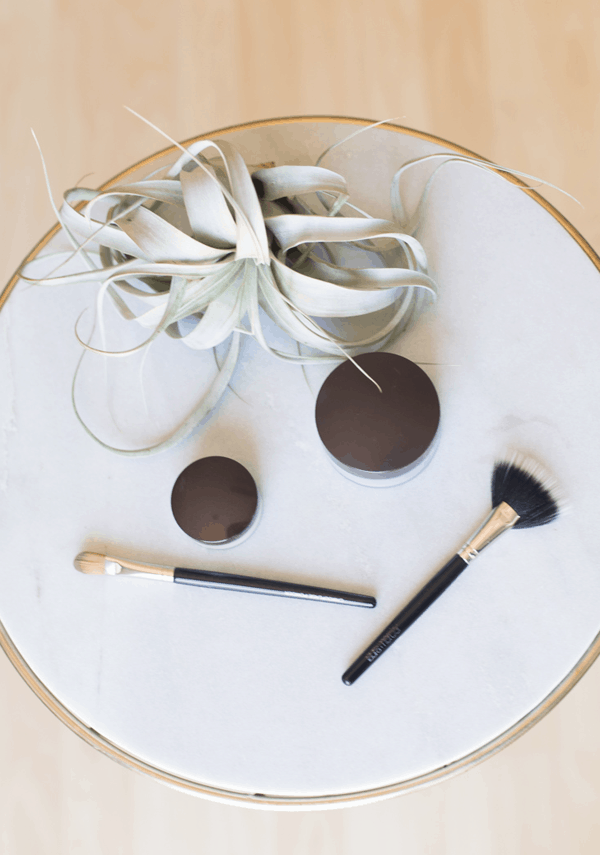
[171,456,260,547]
[315,352,440,485]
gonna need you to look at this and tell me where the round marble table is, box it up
[1,117,600,809]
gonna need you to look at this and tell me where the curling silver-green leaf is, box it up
[23,127,442,455]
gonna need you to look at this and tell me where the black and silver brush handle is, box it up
[174,567,376,606]
[342,502,520,685]
[86,553,376,608]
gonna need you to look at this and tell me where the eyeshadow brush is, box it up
[74,551,376,608]
[342,457,560,685]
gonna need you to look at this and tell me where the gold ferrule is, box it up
[457,502,520,564]
[105,556,173,580]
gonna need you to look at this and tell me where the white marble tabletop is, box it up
[2,120,600,807]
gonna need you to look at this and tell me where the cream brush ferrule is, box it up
[457,502,520,564]
[89,553,173,581]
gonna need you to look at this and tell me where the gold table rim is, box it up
[1,114,599,809]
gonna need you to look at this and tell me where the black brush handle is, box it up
[342,554,468,685]
[174,567,376,608]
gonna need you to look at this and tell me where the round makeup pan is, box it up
[171,456,260,548]
[315,351,440,486]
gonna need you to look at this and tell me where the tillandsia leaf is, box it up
[27,116,573,456]
[180,166,237,248]
[70,330,243,457]
[252,165,349,202]
[24,119,447,455]
[390,152,581,233]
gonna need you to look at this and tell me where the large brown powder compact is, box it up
[315,352,441,486]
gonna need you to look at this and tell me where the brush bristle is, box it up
[74,552,106,575]
[491,458,560,529]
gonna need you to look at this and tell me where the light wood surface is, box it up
[3,0,600,850]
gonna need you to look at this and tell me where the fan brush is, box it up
[342,456,560,686]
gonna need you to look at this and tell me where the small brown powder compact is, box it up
[171,456,261,547]
[315,352,441,486]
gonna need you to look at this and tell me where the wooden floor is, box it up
[3,0,600,850]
